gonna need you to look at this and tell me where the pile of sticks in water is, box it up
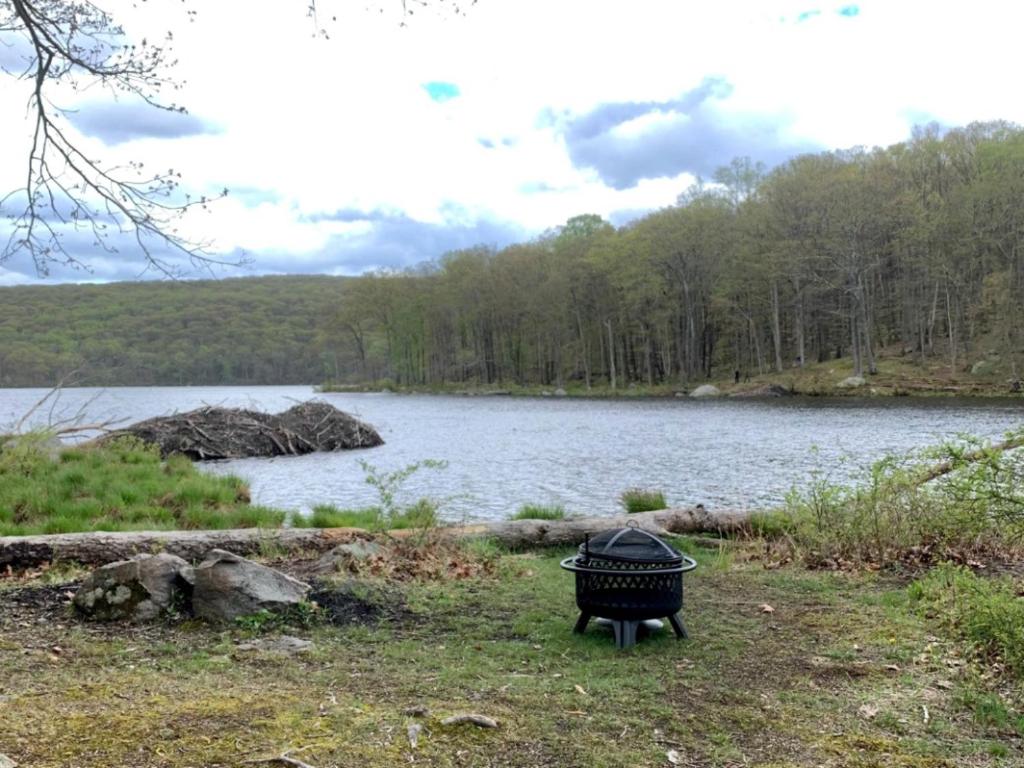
[100,401,384,460]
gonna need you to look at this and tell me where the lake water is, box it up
[2,386,1022,521]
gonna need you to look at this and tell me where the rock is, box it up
[191,549,310,623]
[554,387,568,397]
[0,754,16,768]
[837,376,866,389]
[730,384,792,398]
[971,359,996,376]
[315,540,384,574]
[73,553,192,622]
[689,384,721,398]
[236,635,313,654]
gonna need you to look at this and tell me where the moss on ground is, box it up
[2,540,1022,767]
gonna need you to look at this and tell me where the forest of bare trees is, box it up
[323,122,1024,389]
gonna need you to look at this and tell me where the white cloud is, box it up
[3,0,1024,281]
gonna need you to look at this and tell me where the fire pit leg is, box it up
[613,620,640,649]
[667,612,688,640]
[573,612,592,634]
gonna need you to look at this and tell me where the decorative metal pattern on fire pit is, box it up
[561,523,697,649]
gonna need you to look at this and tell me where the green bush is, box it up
[777,430,1024,567]
[619,488,666,514]
[511,504,566,521]
[909,564,1024,678]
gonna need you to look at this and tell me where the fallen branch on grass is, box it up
[441,714,499,728]
[914,434,1024,486]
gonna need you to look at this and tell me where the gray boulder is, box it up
[971,359,996,376]
[191,549,310,623]
[837,376,866,389]
[689,384,722,398]
[315,540,384,575]
[73,553,193,622]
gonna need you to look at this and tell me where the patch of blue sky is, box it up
[796,9,821,22]
[838,5,860,17]
[422,81,460,102]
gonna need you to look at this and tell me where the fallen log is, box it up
[913,433,1024,486]
[0,507,753,569]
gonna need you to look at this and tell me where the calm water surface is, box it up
[2,386,1022,521]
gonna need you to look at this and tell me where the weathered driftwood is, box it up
[0,507,753,569]
[98,401,383,460]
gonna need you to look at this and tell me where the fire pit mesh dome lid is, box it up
[579,524,683,565]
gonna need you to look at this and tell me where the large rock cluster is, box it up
[73,549,310,624]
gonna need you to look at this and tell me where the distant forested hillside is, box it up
[5,122,1024,391]
[0,276,347,386]
[326,122,1024,388]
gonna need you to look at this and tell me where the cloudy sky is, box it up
[1,0,1022,284]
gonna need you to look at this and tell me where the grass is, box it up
[3,542,1022,767]
[909,564,1024,678]
[620,488,667,513]
[291,499,440,531]
[510,504,566,521]
[0,433,284,536]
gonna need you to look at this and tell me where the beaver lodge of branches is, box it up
[100,401,384,460]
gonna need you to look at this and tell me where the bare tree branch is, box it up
[1,0,475,277]
[1,0,240,277]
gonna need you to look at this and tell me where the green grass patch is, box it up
[5,550,1022,767]
[0,433,284,535]
[510,503,566,521]
[619,487,666,513]
[909,564,1024,678]
[293,499,439,531]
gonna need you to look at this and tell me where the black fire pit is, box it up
[560,523,697,649]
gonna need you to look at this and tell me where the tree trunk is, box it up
[0,507,755,569]
[794,277,805,368]
[770,281,784,373]
[605,319,616,390]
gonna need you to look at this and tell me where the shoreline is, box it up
[319,355,1024,400]
[319,380,1024,400]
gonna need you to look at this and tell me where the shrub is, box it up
[511,504,566,521]
[776,429,1024,567]
[619,488,666,514]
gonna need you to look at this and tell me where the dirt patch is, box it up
[0,583,75,623]
[308,578,413,627]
